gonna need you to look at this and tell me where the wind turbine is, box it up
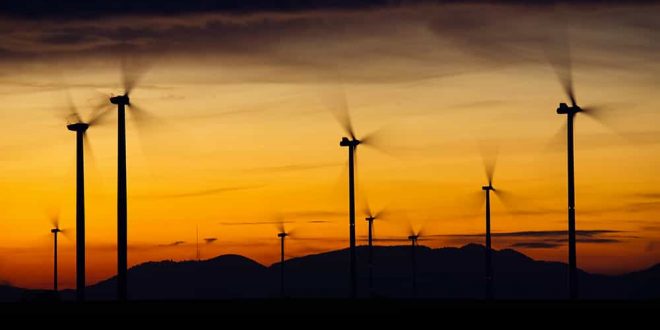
[63,92,108,302]
[277,225,288,298]
[109,58,151,301]
[551,41,605,301]
[481,152,498,301]
[331,86,382,298]
[275,218,298,298]
[49,215,63,294]
[364,203,387,297]
[407,226,423,299]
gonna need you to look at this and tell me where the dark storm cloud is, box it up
[427,2,660,79]
[2,1,656,19]
[0,1,657,86]
[0,0,404,19]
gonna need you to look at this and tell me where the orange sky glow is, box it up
[0,3,659,289]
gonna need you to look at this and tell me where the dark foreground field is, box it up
[1,299,658,317]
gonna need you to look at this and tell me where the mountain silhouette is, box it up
[3,244,659,301]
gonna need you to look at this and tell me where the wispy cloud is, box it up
[244,162,342,173]
[440,230,623,238]
[511,242,562,249]
[218,220,290,226]
[435,229,631,250]
[136,185,263,199]
[204,237,217,244]
[158,240,186,247]
[283,210,345,219]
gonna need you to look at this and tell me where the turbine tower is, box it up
[557,100,580,300]
[50,226,61,293]
[109,58,151,301]
[407,233,419,298]
[63,92,108,302]
[110,92,129,301]
[277,231,288,298]
[331,88,383,298]
[365,214,375,296]
[339,136,359,298]
[67,121,88,301]
[364,204,386,297]
[482,183,494,300]
[548,26,607,299]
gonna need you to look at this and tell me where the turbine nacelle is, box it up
[482,184,494,191]
[277,232,288,238]
[110,94,130,106]
[51,228,61,234]
[66,122,89,132]
[339,137,360,148]
[365,215,376,222]
[556,102,581,115]
[408,235,419,242]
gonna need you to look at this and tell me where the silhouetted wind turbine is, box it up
[407,225,424,299]
[109,58,151,301]
[49,215,63,294]
[276,220,292,298]
[481,151,498,301]
[332,87,382,298]
[551,41,606,300]
[364,203,387,297]
[63,92,109,302]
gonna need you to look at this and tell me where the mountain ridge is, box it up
[2,244,658,301]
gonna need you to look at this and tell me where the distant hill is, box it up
[3,244,659,301]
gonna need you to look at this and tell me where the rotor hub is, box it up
[556,102,581,115]
[339,137,360,147]
[67,122,89,132]
[110,94,130,106]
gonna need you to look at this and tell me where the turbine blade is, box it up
[545,122,568,153]
[82,132,99,175]
[276,221,285,235]
[479,142,499,185]
[580,104,622,133]
[353,145,361,199]
[362,195,373,218]
[64,89,82,124]
[417,225,425,238]
[544,15,576,107]
[324,84,356,139]
[127,103,154,125]
[372,207,390,221]
[59,228,72,240]
[493,188,516,213]
[50,215,59,229]
[467,190,486,212]
[120,56,151,95]
[360,127,398,158]
[88,103,114,126]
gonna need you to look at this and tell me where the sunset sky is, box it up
[0,1,659,289]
